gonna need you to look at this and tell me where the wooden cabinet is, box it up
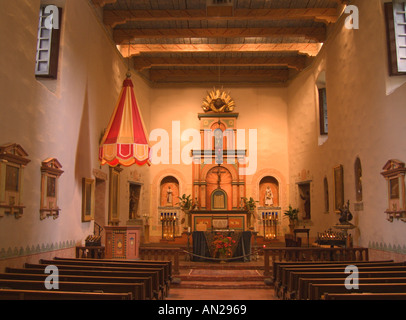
[105,226,141,259]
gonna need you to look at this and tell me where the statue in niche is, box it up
[300,189,311,219]
[338,200,353,224]
[166,186,173,205]
[264,186,274,207]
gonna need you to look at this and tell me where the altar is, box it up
[191,210,249,232]
[192,230,252,262]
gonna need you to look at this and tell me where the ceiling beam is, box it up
[149,68,290,83]
[113,26,326,44]
[104,8,339,27]
[133,55,307,71]
[92,0,117,8]
[120,43,322,57]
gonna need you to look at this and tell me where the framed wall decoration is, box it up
[333,165,344,213]
[82,178,95,222]
[40,158,64,220]
[0,143,31,219]
[381,159,406,222]
[109,166,123,225]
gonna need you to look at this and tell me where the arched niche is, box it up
[160,176,179,207]
[206,166,232,210]
[259,176,279,207]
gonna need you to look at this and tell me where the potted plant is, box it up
[211,233,236,263]
[177,194,192,227]
[284,205,299,233]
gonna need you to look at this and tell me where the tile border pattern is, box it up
[0,240,76,260]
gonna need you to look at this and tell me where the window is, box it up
[318,88,328,135]
[354,157,363,202]
[35,5,62,78]
[323,177,329,213]
[316,71,328,136]
[385,2,406,75]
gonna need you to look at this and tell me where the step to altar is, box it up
[171,267,271,290]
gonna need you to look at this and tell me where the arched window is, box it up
[324,177,329,213]
[316,71,328,135]
[354,157,363,202]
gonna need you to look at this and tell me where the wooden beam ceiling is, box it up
[93,0,344,84]
[104,8,340,28]
[113,26,326,44]
[120,43,322,58]
[133,55,307,72]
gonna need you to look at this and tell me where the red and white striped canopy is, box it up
[99,74,150,167]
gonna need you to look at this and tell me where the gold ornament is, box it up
[202,88,235,113]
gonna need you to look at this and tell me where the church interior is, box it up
[1,0,406,301]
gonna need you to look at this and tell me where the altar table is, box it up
[192,231,251,262]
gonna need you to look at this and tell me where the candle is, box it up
[188,227,191,233]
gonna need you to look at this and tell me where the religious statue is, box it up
[129,190,139,219]
[166,186,173,205]
[338,200,353,224]
[264,186,274,207]
[300,189,311,219]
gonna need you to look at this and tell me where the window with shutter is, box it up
[394,2,406,72]
[385,2,406,75]
[35,6,62,79]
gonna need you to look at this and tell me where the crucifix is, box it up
[213,165,227,189]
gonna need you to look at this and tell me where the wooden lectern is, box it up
[105,226,141,259]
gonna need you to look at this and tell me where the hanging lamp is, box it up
[99,71,150,167]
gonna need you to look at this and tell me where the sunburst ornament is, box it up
[202,88,235,113]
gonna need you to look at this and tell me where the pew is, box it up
[309,283,406,300]
[277,262,406,299]
[299,277,406,300]
[0,279,145,300]
[39,258,168,297]
[53,256,172,293]
[322,292,406,300]
[18,264,162,300]
[0,272,154,300]
[272,260,394,285]
[54,256,172,280]
[0,288,133,300]
[292,270,406,300]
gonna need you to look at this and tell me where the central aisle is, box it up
[166,259,277,300]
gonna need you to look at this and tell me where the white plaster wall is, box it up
[287,0,406,250]
[0,0,151,256]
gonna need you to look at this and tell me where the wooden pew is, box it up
[300,277,406,300]
[53,256,172,293]
[0,288,133,300]
[0,272,154,300]
[0,279,145,300]
[39,259,169,283]
[18,264,162,300]
[39,258,168,297]
[309,282,406,300]
[294,270,406,300]
[54,256,172,281]
[322,292,406,300]
[272,260,393,285]
[278,262,406,299]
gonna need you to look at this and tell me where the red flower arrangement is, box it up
[212,233,237,258]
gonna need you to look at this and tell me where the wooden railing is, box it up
[139,247,181,275]
[263,247,369,276]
